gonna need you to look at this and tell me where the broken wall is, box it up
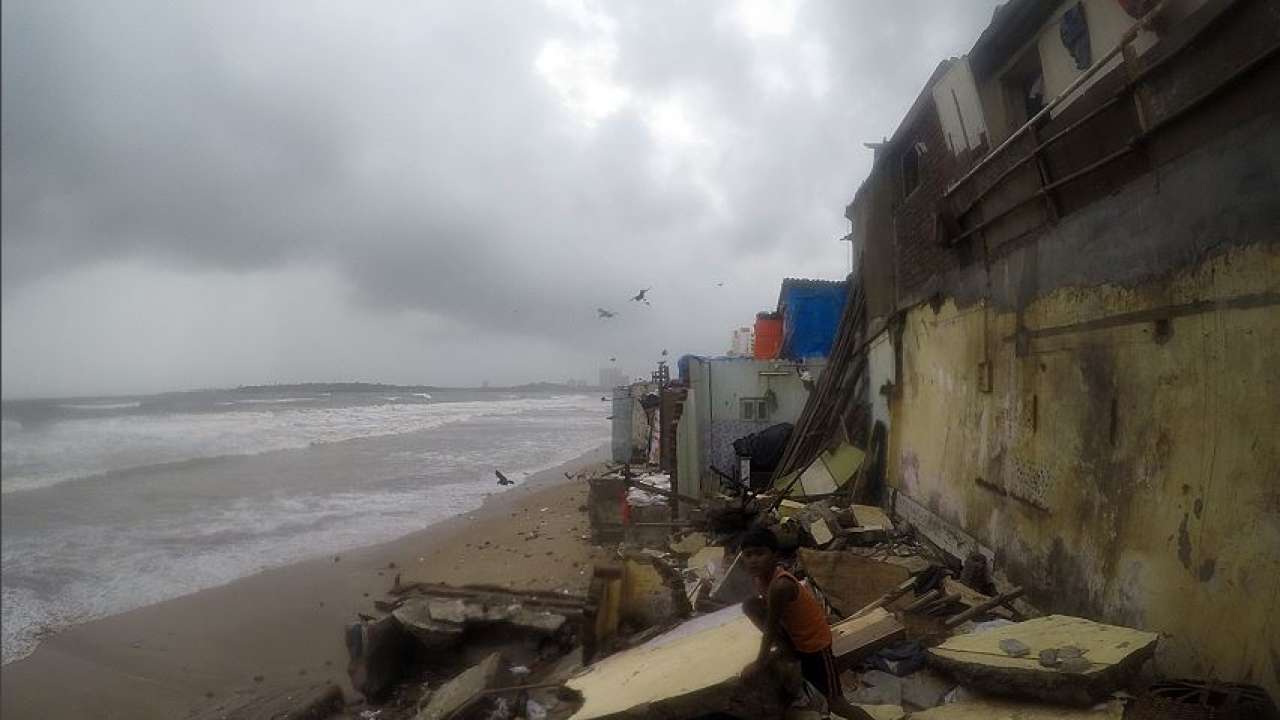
[884,114,1280,696]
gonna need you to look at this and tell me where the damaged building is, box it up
[823,0,1279,698]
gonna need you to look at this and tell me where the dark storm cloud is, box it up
[2,0,1001,394]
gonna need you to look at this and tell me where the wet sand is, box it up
[0,445,610,720]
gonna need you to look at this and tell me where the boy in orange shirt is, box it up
[740,527,872,720]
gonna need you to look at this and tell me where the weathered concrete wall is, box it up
[888,245,1280,694]
[679,357,824,493]
[884,114,1280,694]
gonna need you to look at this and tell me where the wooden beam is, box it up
[944,587,1026,628]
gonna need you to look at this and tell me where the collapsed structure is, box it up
[825,0,1278,698]
[246,2,1278,719]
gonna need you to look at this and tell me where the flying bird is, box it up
[716,281,725,287]
[609,356,616,362]
[630,287,651,304]
[597,308,618,319]
[661,349,668,356]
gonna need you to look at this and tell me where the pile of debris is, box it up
[338,580,592,720]
[304,459,1274,720]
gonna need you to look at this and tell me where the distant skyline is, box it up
[2,1,1001,397]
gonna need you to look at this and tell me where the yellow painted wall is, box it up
[886,242,1280,696]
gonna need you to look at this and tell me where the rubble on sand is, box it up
[313,460,1219,720]
[415,653,505,720]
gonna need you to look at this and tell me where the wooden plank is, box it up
[943,577,1014,620]
[798,549,912,617]
[830,607,905,666]
[902,589,942,613]
[850,577,916,619]
[943,587,1025,628]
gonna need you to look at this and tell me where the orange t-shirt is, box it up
[754,566,832,653]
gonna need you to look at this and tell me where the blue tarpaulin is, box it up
[778,279,847,359]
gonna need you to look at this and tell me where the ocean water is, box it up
[0,389,609,665]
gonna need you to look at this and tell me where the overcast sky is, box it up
[2,0,1000,398]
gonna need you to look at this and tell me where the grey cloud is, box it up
[2,0,1000,396]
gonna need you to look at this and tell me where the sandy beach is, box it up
[0,444,610,720]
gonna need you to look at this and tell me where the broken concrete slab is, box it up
[422,596,568,633]
[392,595,567,655]
[927,615,1159,706]
[908,697,1126,719]
[416,652,505,720]
[392,600,466,649]
[347,614,417,701]
[830,608,905,667]
[620,556,690,629]
[708,551,756,604]
[798,548,912,617]
[565,605,787,720]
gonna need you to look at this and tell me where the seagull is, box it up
[609,356,617,362]
[630,287,651,304]
[661,349,668,356]
[716,281,725,287]
[495,470,514,486]
[597,308,618,319]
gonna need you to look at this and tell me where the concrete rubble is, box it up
[414,653,505,720]
[321,462,1187,720]
[564,606,787,720]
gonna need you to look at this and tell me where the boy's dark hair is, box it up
[740,526,779,552]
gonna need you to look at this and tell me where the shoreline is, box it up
[0,443,610,720]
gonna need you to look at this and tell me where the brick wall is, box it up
[891,107,963,303]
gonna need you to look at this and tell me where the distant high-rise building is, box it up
[728,326,754,357]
